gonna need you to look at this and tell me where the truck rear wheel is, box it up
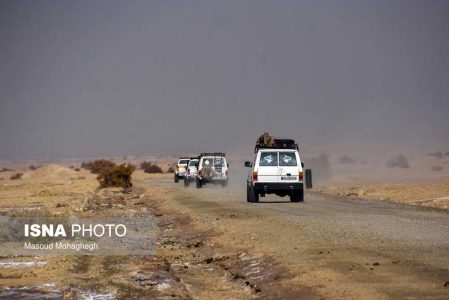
[184,177,189,187]
[196,178,202,189]
[290,189,304,202]
[249,185,259,203]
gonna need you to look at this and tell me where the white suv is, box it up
[196,153,229,188]
[245,139,311,203]
[184,159,199,187]
[174,157,190,183]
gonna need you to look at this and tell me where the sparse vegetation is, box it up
[0,168,12,172]
[140,161,163,173]
[338,155,357,164]
[431,165,443,171]
[167,166,175,173]
[97,163,136,188]
[10,173,23,180]
[428,152,443,159]
[386,154,410,169]
[82,159,136,188]
[82,159,116,174]
[74,167,80,171]
[29,165,39,170]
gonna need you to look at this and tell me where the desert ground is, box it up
[0,163,449,299]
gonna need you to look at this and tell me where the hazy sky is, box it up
[1,0,448,160]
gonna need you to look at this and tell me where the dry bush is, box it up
[82,159,116,174]
[338,155,357,164]
[431,165,443,171]
[140,161,163,173]
[29,165,39,170]
[167,166,175,173]
[427,152,443,159]
[74,167,80,171]
[97,163,136,188]
[386,154,410,169]
[0,168,12,172]
[10,173,23,180]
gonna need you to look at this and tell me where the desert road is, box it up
[144,176,449,299]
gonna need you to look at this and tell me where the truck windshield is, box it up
[179,160,189,165]
[279,152,297,166]
[189,161,198,167]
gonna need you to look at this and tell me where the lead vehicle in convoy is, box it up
[196,153,229,188]
[174,157,191,183]
[244,139,311,203]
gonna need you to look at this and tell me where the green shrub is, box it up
[97,163,136,188]
[140,161,163,173]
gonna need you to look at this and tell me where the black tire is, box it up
[290,189,304,202]
[249,185,259,203]
[196,177,202,189]
[305,169,312,189]
[174,174,179,183]
[184,177,189,187]
[246,184,251,202]
[221,179,229,187]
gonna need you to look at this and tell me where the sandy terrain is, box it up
[1,164,449,299]
[315,179,449,209]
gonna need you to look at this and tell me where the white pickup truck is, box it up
[244,139,312,203]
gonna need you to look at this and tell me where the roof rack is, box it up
[200,152,226,157]
[254,138,298,153]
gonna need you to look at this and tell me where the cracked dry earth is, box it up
[1,168,449,299]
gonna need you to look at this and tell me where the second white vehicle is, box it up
[184,158,199,187]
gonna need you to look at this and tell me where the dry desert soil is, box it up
[0,165,449,299]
